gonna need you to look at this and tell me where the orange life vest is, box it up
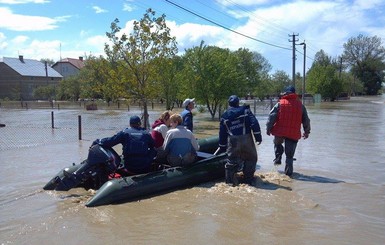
[271,93,302,140]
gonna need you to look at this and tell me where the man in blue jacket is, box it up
[218,95,262,185]
[61,115,156,190]
[181,98,195,132]
[94,115,156,175]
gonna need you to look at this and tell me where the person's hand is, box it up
[302,133,309,139]
[254,134,262,145]
[91,139,100,147]
[266,130,271,136]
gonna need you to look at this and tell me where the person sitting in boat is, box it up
[151,110,172,148]
[93,115,157,175]
[162,114,199,167]
[151,110,173,164]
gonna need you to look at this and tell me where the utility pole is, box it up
[299,41,306,103]
[289,33,299,88]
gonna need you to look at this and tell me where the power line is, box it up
[164,0,291,50]
[220,0,293,37]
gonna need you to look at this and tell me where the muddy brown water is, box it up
[1,96,384,244]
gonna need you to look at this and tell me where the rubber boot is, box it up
[242,160,256,185]
[225,162,239,186]
[274,144,284,165]
[285,158,294,177]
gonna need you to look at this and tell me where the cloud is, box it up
[12,35,29,44]
[216,0,269,7]
[0,32,8,51]
[9,39,61,60]
[0,7,68,31]
[215,0,385,62]
[166,20,225,50]
[86,35,108,49]
[92,6,108,14]
[123,2,135,12]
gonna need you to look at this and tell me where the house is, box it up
[52,57,85,79]
[0,56,63,100]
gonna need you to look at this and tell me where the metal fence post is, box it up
[78,115,82,140]
[51,111,54,128]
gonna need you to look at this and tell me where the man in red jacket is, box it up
[266,85,311,177]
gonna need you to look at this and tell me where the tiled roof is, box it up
[1,56,63,78]
[54,58,85,70]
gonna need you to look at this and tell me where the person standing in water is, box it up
[266,85,311,177]
[218,95,262,186]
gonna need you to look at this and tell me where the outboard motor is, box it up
[45,145,121,191]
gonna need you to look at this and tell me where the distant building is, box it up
[0,56,63,100]
[52,57,85,79]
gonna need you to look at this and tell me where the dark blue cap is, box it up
[228,95,239,107]
[129,115,141,125]
[284,85,295,93]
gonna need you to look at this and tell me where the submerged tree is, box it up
[153,56,183,110]
[306,50,344,100]
[104,9,178,128]
[182,42,243,119]
[342,35,385,95]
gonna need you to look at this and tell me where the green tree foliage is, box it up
[306,50,344,100]
[307,64,342,101]
[57,75,81,100]
[269,70,291,96]
[33,85,56,100]
[104,9,178,128]
[294,72,303,94]
[233,48,271,99]
[40,58,55,66]
[339,71,364,96]
[342,35,385,95]
[77,55,123,102]
[152,56,183,110]
[182,42,243,119]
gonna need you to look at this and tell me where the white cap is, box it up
[182,98,195,107]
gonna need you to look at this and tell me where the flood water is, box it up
[1,96,384,245]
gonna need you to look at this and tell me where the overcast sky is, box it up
[1,0,384,75]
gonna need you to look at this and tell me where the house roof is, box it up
[53,58,85,70]
[1,56,63,78]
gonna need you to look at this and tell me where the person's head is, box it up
[169,114,182,128]
[284,85,296,94]
[160,110,172,126]
[129,115,141,128]
[182,98,195,110]
[228,95,239,107]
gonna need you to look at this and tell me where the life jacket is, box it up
[271,93,302,140]
[122,128,152,155]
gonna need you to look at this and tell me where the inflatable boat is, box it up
[43,136,226,207]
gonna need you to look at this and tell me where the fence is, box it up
[0,107,150,151]
[0,100,163,111]
[0,99,276,151]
